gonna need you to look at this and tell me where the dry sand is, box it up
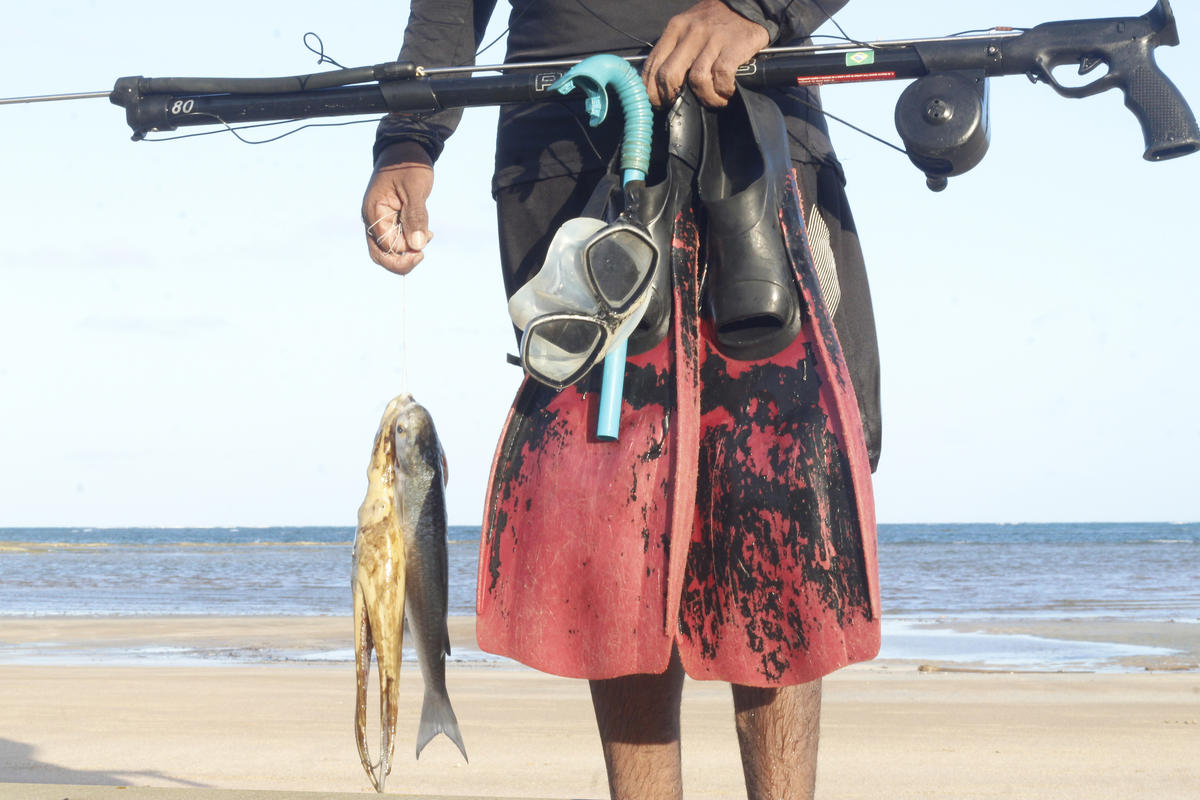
[1,616,1197,799]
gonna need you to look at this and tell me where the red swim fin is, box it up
[676,166,879,686]
[478,89,879,687]
[476,217,696,679]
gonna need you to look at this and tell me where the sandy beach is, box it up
[1,615,1198,799]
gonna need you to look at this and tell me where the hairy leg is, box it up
[589,648,686,800]
[732,678,822,800]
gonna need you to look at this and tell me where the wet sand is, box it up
[1,615,1197,799]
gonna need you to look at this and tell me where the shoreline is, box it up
[0,614,1196,673]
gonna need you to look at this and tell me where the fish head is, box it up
[390,395,448,486]
[364,396,408,489]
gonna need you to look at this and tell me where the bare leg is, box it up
[732,678,822,800]
[589,648,686,800]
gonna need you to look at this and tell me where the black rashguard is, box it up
[373,0,882,469]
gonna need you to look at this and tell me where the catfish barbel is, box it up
[352,392,467,792]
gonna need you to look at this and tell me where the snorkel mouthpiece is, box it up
[547,54,654,440]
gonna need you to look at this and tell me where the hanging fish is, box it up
[352,393,466,792]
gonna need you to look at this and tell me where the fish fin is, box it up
[415,687,468,763]
[438,438,449,486]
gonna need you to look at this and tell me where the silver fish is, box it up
[352,393,466,793]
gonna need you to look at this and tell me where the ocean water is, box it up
[878,522,1200,620]
[1,523,1197,669]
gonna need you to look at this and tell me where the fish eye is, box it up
[394,423,406,436]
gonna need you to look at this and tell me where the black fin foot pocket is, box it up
[699,87,803,361]
[627,92,703,356]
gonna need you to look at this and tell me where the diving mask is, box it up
[509,214,660,390]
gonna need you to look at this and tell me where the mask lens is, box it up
[586,228,656,310]
[524,317,604,386]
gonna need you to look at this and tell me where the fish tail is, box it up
[416,687,468,762]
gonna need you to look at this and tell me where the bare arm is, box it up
[361,0,496,274]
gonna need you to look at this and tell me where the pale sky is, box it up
[2,1,1197,527]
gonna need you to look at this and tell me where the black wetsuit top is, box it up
[373,1,881,469]
[375,1,851,193]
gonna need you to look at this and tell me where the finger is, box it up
[366,200,404,252]
[654,30,706,110]
[398,195,430,252]
[642,27,680,108]
[367,214,434,268]
[364,201,415,268]
[366,232,425,275]
[708,50,744,106]
[686,41,725,108]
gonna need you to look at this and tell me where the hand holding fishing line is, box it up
[642,0,770,108]
[362,140,434,275]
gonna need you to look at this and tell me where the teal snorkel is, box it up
[550,55,653,441]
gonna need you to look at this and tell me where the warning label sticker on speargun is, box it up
[796,71,895,86]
